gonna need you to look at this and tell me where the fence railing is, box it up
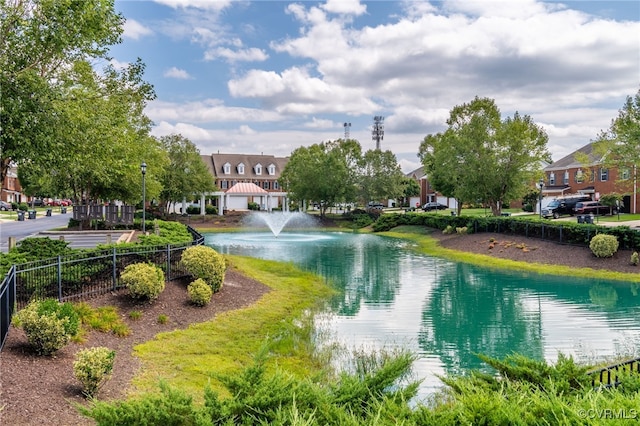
[589,356,640,388]
[0,226,204,351]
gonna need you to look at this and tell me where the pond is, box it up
[205,231,640,398]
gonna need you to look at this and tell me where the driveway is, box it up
[0,211,133,253]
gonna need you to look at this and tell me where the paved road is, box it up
[0,212,133,253]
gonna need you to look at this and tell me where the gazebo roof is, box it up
[225,182,268,194]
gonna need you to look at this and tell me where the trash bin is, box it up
[28,210,36,219]
[61,207,67,214]
[17,211,25,221]
[584,215,593,224]
[577,215,584,223]
[451,211,456,216]
[46,208,52,217]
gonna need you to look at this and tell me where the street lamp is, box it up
[539,177,545,219]
[141,162,147,233]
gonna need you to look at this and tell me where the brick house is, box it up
[542,142,639,214]
[199,153,290,214]
[1,164,24,205]
[405,166,457,209]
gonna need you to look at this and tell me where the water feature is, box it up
[243,211,318,237]
[206,231,640,399]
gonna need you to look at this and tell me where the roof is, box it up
[406,166,426,179]
[545,142,607,171]
[225,182,268,194]
[207,153,289,179]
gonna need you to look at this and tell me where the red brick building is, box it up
[543,142,638,214]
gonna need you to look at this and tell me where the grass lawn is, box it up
[129,255,336,401]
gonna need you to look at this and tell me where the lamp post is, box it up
[539,177,545,219]
[141,162,147,233]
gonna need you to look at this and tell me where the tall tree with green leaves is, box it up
[280,139,362,217]
[0,0,124,186]
[595,89,640,206]
[358,149,405,205]
[158,134,216,214]
[17,59,162,204]
[419,97,550,215]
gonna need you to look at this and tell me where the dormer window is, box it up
[268,164,276,176]
[237,163,245,175]
[255,163,262,175]
[223,163,231,175]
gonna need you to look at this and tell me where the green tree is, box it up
[401,177,421,206]
[280,139,361,217]
[419,97,550,215]
[0,0,124,186]
[159,134,216,214]
[595,89,640,201]
[16,59,162,205]
[358,149,405,205]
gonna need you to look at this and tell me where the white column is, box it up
[200,194,205,215]
[218,194,224,216]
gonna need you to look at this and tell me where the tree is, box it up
[0,0,124,186]
[595,89,640,205]
[358,149,405,205]
[400,177,421,207]
[16,59,161,205]
[159,134,216,214]
[280,139,362,217]
[419,97,550,215]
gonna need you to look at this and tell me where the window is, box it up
[263,181,269,189]
[274,181,279,190]
[223,163,231,174]
[590,168,595,182]
[549,172,555,185]
[621,168,630,180]
[575,169,584,183]
[600,168,608,181]
[563,171,569,185]
[268,164,276,175]
[255,163,262,175]
[221,180,228,189]
[237,163,245,175]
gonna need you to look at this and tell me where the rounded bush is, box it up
[120,263,165,300]
[73,346,116,397]
[631,251,639,266]
[181,245,226,292]
[187,278,213,306]
[15,299,79,355]
[589,234,619,258]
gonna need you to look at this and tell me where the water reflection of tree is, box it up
[418,262,544,373]
[321,237,403,316]
[589,284,619,308]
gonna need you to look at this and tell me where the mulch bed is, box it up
[1,227,638,425]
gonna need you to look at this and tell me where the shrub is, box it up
[456,226,468,234]
[443,225,455,234]
[248,201,260,211]
[351,213,373,229]
[157,314,169,324]
[205,205,218,215]
[589,234,619,258]
[15,299,80,355]
[181,245,226,292]
[73,347,116,397]
[187,278,213,306]
[631,252,639,266]
[120,263,165,300]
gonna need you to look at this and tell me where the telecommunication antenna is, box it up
[372,116,384,150]
[343,122,351,139]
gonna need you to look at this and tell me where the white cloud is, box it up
[321,0,367,16]
[204,47,268,62]
[146,99,282,123]
[153,0,232,12]
[163,67,193,79]
[123,19,153,40]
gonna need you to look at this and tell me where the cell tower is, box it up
[372,116,384,150]
[343,122,351,139]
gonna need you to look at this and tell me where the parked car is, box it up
[541,195,590,219]
[573,201,613,216]
[422,202,448,211]
[46,199,71,206]
[0,200,11,211]
[30,198,44,207]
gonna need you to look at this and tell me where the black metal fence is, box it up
[0,226,204,351]
[589,356,640,388]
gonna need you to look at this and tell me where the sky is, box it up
[110,0,640,173]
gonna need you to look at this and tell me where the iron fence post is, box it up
[112,248,117,291]
[57,256,62,301]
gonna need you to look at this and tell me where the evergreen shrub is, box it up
[120,263,165,300]
[631,252,639,266]
[15,299,79,355]
[73,346,116,397]
[181,245,226,292]
[187,278,213,306]
[589,234,619,258]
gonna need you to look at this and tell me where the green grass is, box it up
[596,213,640,223]
[129,255,336,401]
[382,226,640,283]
